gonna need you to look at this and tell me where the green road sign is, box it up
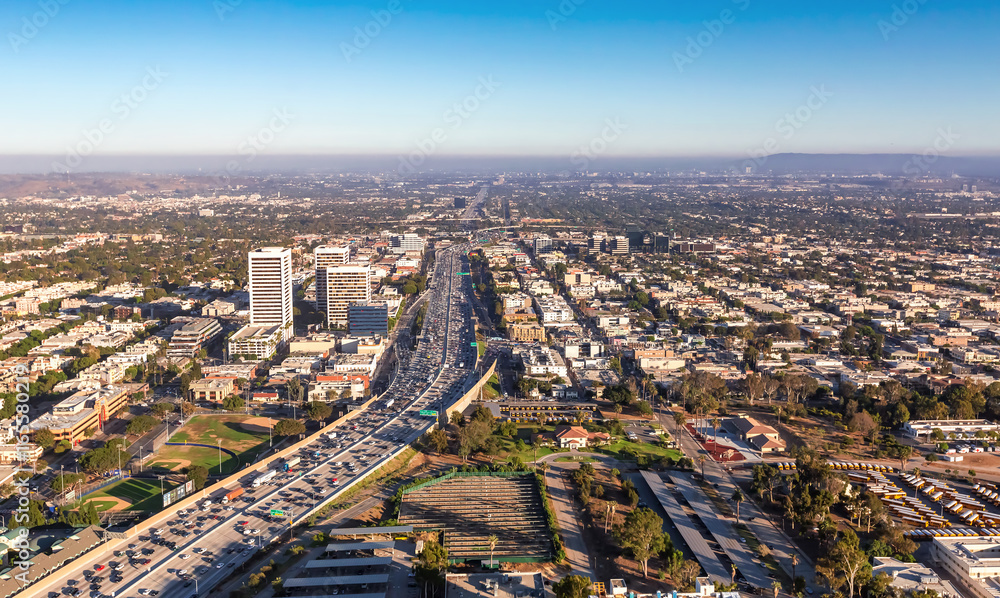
[458,272,470,275]
[270,509,285,517]
[419,410,439,416]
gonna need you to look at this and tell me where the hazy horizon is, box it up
[5,0,1000,175]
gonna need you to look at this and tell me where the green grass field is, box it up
[87,478,172,512]
[149,445,238,475]
[168,414,271,450]
[594,440,683,463]
[159,414,274,474]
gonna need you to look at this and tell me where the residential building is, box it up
[228,324,283,360]
[315,245,350,318]
[509,323,546,343]
[249,247,294,343]
[167,317,222,358]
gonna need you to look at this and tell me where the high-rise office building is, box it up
[533,236,553,254]
[318,264,371,326]
[389,233,424,254]
[248,247,293,343]
[609,236,629,255]
[588,234,605,254]
[315,245,350,317]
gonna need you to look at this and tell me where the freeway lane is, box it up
[28,244,480,598]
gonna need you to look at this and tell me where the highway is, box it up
[32,243,481,598]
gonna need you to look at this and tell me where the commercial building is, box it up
[318,264,371,326]
[389,233,424,254]
[314,245,350,319]
[228,324,283,360]
[533,236,553,254]
[932,535,1000,598]
[903,419,1000,440]
[249,247,294,344]
[29,386,129,445]
[167,317,222,358]
[188,378,235,403]
[348,301,389,337]
[609,235,629,255]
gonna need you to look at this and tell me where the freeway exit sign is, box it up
[270,509,285,516]
[419,410,438,416]
[470,342,477,346]
[458,272,470,275]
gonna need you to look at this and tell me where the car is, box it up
[93,565,105,572]
[216,562,224,569]
[806,589,814,595]
[138,591,149,596]
[739,538,746,543]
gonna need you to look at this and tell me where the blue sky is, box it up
[4,0,999,161]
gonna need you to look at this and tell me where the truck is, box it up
[385,398,395,409]
[221,487,244,504]
[282,456,301,472]
[252,470,277,488]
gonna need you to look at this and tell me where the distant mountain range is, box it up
[0,153,998,177]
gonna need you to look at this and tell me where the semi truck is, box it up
[221,487,245,504]
[252,470,277,488]
[282,456,301,472]
[385,398,395,409]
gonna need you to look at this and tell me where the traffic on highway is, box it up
[37,243,482,598]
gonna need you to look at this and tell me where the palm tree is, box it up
[711,417,721,444]
[791,553,799,582]
[772,581,781,598]
[697,455,707,478]
[488,534,498,569]
[732,488,744,523]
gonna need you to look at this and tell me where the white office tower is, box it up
[389,233,424,254]
[248,247,293,342]
[319,264,371,327]
[314,245,350,316]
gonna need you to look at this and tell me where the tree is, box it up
[305,401,333,422]
[222,395,245,412]
[487,534,498,569]
[673,411,686,428]
[553,575,591,598]
[150,402,175,418]
[126,414,159,435]
[422,429,447,454]
[637,400,653,417]
[894,445,912,472]
[817,529,869,598]
[180,401,197,417]
[186,465,209,490]
[273,419,306,437]
[34,428,56,449]
[732,488,745,523]
[415,540,448,596]
[616,507,669,578]
[697,455,707,478]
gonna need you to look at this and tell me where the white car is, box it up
[179,554,190,560]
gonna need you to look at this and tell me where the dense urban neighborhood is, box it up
[1,171,1000,598]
